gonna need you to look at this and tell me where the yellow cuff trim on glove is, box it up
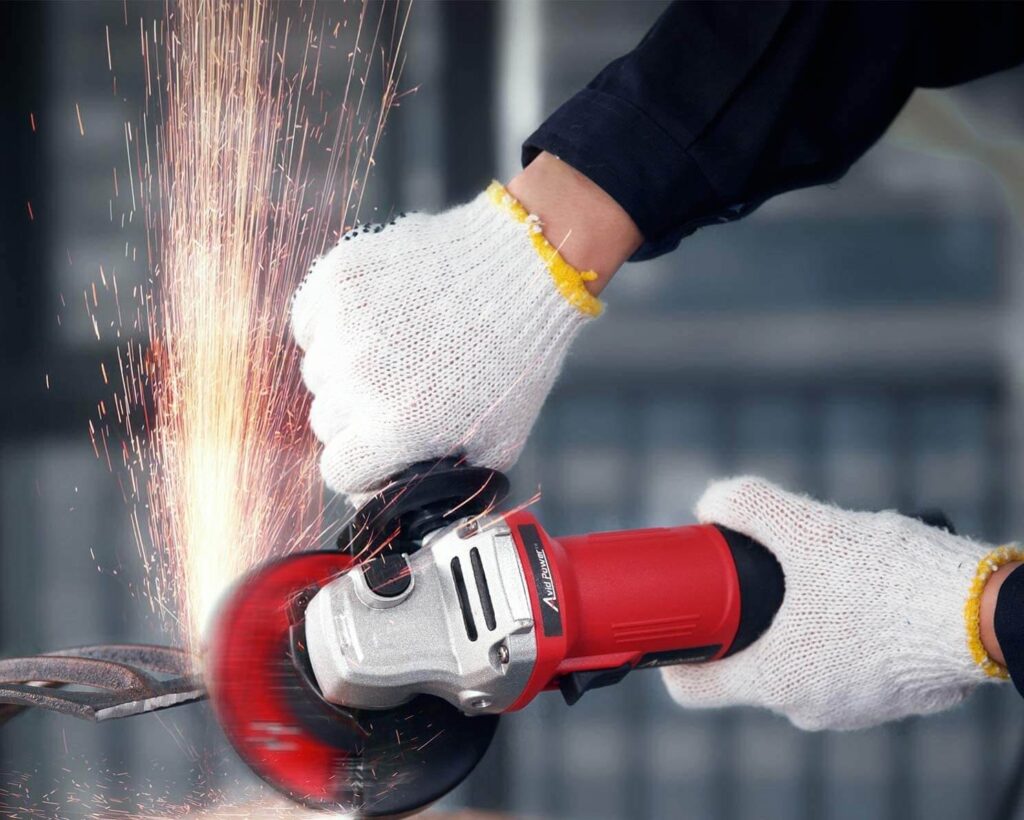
[487,181,604,318]
[964,544,1024,679]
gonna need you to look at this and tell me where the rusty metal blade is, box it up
[0,644,205,724]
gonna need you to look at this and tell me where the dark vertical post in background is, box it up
[0,2,48,361]
[370,0,408,217]
[0,0,49,777]
[439,0,497,203]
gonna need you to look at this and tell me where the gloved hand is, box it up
[291,182,601,496]
[664,477,1020,730]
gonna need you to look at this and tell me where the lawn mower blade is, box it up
[0,644,204,725]
[206,550,499,816]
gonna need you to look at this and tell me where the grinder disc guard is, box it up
[207,551,499,816]
[340,458,510,558]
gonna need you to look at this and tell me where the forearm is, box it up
[505,152,642,296]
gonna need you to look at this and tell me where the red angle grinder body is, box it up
[206,461,784,816]
[504,510,779,708]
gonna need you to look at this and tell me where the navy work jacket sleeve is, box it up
[524,1,1024,261]
[996,565,1024,698]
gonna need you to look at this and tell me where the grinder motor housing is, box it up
[305,506,784,717]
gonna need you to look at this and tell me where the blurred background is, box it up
[3,1,1024,818]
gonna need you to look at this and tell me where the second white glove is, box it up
[292,183,601,496]
[664,477,1019,730]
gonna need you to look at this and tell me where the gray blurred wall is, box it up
[2,2,1024,818]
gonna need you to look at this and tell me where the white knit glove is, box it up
[291,183,601,496]
[663,477,1017,731]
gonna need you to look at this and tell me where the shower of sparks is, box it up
[89,0,411,655]
[0,749,358,819]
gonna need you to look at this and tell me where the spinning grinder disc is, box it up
[206,551,499,816]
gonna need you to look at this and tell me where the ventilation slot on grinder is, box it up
[470,547,497,631]
[450,557,478,641]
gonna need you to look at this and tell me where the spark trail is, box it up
[97,0,410,654]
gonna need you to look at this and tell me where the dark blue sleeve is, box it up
[523,1,1024,261]
[995,565,1024,697]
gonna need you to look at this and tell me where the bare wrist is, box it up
[505,152,642,296]
[981,561,1021,666]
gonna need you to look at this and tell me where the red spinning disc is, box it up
[206,551,359,807]
[206,551,498,816]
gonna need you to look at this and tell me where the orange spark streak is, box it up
[94,0,410,656]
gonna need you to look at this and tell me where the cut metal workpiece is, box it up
[0,643,204,724]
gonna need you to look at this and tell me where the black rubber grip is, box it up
[717,526,785,657]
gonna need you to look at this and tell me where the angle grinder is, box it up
[205,458,785,816]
